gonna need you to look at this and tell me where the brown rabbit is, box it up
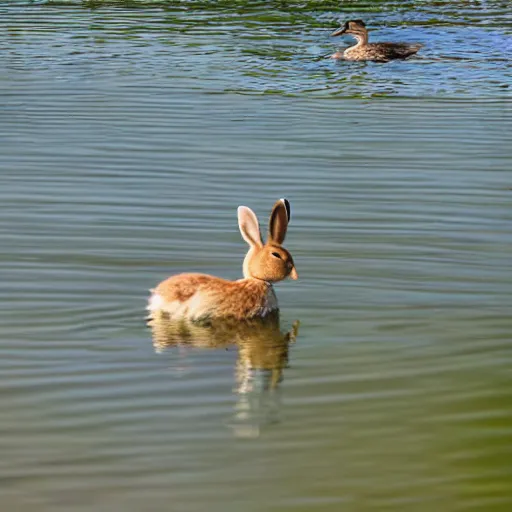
[147,199,298,322]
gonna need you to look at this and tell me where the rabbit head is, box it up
[238,198,298,283]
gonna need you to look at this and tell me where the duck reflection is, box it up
[147,312,300,437]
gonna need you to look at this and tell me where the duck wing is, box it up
[379,42,423,59]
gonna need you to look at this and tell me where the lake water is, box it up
[1,1,511,511]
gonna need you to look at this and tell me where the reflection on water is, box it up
[149,313,300,438]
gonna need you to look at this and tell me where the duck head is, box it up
[330,19,367,37]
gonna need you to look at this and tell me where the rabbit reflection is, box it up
[148,313,299,437]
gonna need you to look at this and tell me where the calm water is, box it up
[1,1,511,511]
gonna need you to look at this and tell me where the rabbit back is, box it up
[148,273,278,322]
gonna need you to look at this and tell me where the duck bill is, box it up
[330,27,346,37]
[289,267,298,280]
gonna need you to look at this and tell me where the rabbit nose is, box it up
[289,266,298,280]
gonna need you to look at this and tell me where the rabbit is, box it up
[147,198,298,322]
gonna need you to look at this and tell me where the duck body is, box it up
[331,19,422,63]
[342,41,423,62]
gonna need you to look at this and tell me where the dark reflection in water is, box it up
[148,313,300,437]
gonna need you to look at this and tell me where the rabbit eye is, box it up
[271,252,282,259]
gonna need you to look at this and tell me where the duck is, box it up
[330,19,423,62]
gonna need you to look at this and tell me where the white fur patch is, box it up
[147,292,165,312]
[185,292,211,320]
[147,291,213,321]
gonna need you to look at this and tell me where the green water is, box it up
[1,1,511,511]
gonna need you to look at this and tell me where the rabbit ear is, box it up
[238,206,263,248]
[268,198,290,245]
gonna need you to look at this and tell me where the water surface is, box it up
[1,1,511,511]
